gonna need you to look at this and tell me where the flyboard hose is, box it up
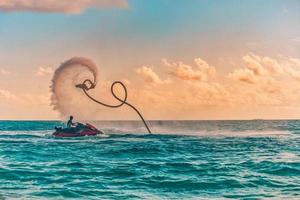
[76,79,152,134]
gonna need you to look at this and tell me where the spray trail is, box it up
[51,57,151,133]
[51,57,98,119]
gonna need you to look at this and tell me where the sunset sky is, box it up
[0,0,299,120]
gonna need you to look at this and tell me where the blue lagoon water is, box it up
[0,120,299,199]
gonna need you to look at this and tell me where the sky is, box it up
[0,0,299,120]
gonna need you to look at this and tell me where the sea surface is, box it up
[0,120,299,199]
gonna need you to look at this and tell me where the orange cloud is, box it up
[0,88,52,105]
[242,53,283,76]
[289,58,300,66]
[0,0,128,13]
[278,57,300,81]
[194,58,216,77]
[35,67,54,77]
[228,69,258,84]
[229,53,284,84]
[128,54,300,119]
[0,68,10,75]
[0,89,17,100]
[243,53,267,75]
[136,66,170,85]
[262,56,283,75]
[286,67,300,81]
[163,58,216,81]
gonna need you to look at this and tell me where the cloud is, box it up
[194,58,216,77]
[289,58,300,66]
[242,53,268,76]
[286,67,300,81]
[0,89,17,100]
[285,59,300,81]
[35,67,54,77]
[261,56,283,75]
[170,62,206,81]
[122,79,131,85]
[0,0,128,14]
[188,82,230,106]
[229,53,284,84]
[143,55,291,117]
[243,53,283,76]
[228,69,258,84]
[0,68,10,75]
[136,66,170,85]
[163,58,216,81]
[226,54,297,108]
[0,88,51,105]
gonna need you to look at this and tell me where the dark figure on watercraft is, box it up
[53,116,104,137]
[67,116,76,129]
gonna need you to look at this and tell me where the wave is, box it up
[0,129,293,139]
[0,120,297,138]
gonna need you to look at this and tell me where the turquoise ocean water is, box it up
[0,120,299,199]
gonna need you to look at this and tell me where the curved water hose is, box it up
[76,79,152,134]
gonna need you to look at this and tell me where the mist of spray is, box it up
[51,57,99,119]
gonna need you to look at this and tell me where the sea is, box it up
[0,120,299,199]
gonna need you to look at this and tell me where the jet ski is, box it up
[53,123,104,137]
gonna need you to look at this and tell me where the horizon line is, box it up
[0,118,300,121]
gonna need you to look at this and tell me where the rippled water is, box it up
[0,120,299,199]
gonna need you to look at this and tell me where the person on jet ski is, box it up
[67,116,77,129]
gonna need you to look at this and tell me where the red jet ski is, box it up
[53,123,104,137]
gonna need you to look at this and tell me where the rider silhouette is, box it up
[67,116,77,130]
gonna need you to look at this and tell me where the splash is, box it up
[50,57,152,133]
[51,57,98,119]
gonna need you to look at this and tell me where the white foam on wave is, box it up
[0,130,52,137]
[200,130,292,137]
[90,120,296,137]
[0,127,295,139]
[100,127,294,138]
